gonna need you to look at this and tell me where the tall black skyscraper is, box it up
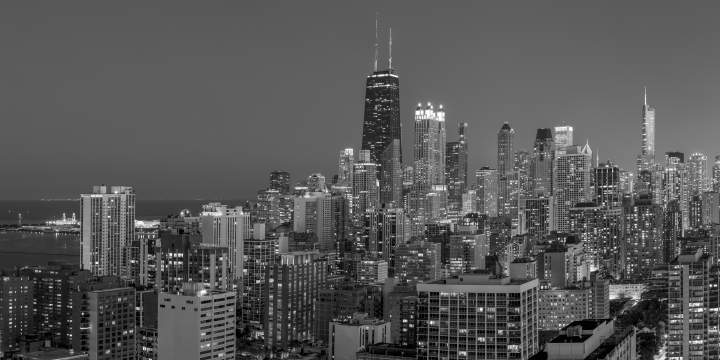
[361,24,401,167]
[446,122,468,209]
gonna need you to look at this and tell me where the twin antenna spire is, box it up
[373,13,393,72]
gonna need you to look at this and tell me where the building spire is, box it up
[373,13,379,72]
[388,27,393,70]
[643,86,647,106]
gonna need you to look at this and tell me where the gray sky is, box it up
[2,1,720,200]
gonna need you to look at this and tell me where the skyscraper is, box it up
[361,24,400,167]
[638,87,656,171]
[594,161,622,209]
[531,128,554,196]
[380,138,402,206]
[269,170,291,195]
[80,185,136,278]
[338,148,355,186]
[413,102,446,192]
[353,150,379,216]
[446,122,468,210]
[553,144,593,233]
[553,125,573,150]
[497,122,516,220]
[687,152,708,196]
[199,203,250,283]
[712,155,720,192]
[475,167,498,217]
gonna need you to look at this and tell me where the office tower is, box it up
[80,185,136,278]
[19,264,81,347]
[361,27,401,167]
[241,235,277,326]
[689,195,703,230]
[713,155,720,192]
[687,152,709,196]
[664,151,690,229]
[413,102,446,192]
[264,251,328,349]
[702,191,720,225]
[314,283,384,343]
[516,150,532,200]
[519,196,552,239]
[475,167,498,217]
[293,191,334,251]
[569,203,624,275]
[156,230,230,292]
[637,87,656,171]
[380,138,402,206]
[353,150,380,215]
[553,125,574,150]
[270,170,291,195]
[594,161,622,209]
[664,248,716,359]
[87,287,137,360]
[446,122,469,210]
[199,203,249,283]
[416,273,539,360]
[497,122,516,220]
[329,313,391,360]
[394,240,442,284]
[0,276,33,355]
[331,193,352,258]
[536,319,636,360]
[531,128,554,195]
[623,195,663,280]
[408,103,446,231]
[338,148,355,186]
[158,284,236,360]
[553,144,593,233]
[254,188,280,228]
[365,207,409,271]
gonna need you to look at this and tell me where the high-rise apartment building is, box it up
[264,251,328,349]
[416,274,539,360]
[80,185,136,278]
[158,284,236,360]
[87,287,137,360]
[199,203,250,282]
[0,276,33,355]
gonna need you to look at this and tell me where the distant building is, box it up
[199,203,250,282]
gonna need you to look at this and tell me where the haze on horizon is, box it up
[2,0,720,200]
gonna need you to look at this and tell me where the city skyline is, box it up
[2,1,720,200]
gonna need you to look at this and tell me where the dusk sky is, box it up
[2,1,720,200]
